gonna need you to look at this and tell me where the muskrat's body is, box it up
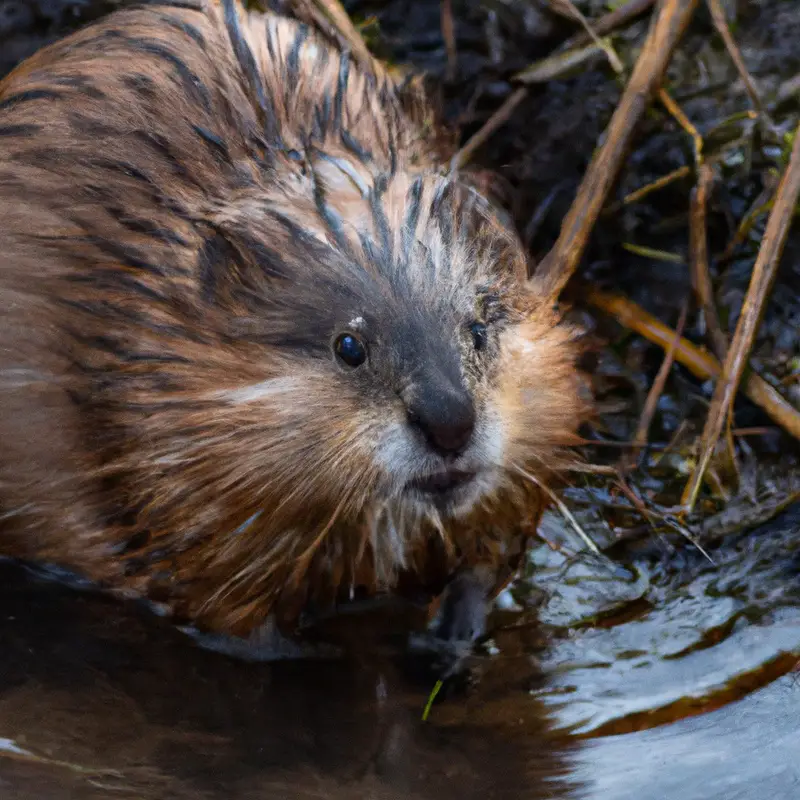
[0,0,584,643]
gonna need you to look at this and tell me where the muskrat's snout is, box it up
[371,352,504,518]
[403,372,476,457]
[397,370,485,513]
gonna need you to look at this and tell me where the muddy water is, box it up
[1,504,799,799]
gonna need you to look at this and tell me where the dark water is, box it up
[0,559,582,800]
[2,504,800,799]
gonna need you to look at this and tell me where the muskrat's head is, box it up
[203,157,585,546]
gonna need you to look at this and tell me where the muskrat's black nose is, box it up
[406,381,476,456]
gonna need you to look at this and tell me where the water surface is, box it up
[1,505,799,799]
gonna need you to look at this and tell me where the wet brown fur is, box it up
[0,0,587,637]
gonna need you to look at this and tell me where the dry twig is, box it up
[548,0,624,74]
[603,165,692,214]
[584,287,800,441]
[614,476,714,562]
[561,0,657,51]
[513,41,613,85]
[689,162,728,361]
[621,243,683,263]
[658,88,703,164]
[532,0,701,303]
[705,0,773,128]
[441,0,457,82]
[698,173,740,487]
[682,124,800,511]
[624,300,689,470]
[451,88,528,172]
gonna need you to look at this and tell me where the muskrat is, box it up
[0,0,586,655]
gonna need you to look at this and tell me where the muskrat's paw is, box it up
[180,616,343,663]
[406,566,494,682]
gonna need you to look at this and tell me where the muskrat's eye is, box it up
[334,333,367,368]
[469,322,488,352]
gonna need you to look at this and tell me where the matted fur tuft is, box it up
[0,0,587,637]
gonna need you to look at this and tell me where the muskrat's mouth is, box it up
[408,469,477,496]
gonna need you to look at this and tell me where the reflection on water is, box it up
[2,504,800,799]
[531,503,800,736]
[573,673,800,800]
[0,561,582,800]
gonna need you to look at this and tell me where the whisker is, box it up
[198,447,378,614]
[492,450,579,494]
[512,463,601,556]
